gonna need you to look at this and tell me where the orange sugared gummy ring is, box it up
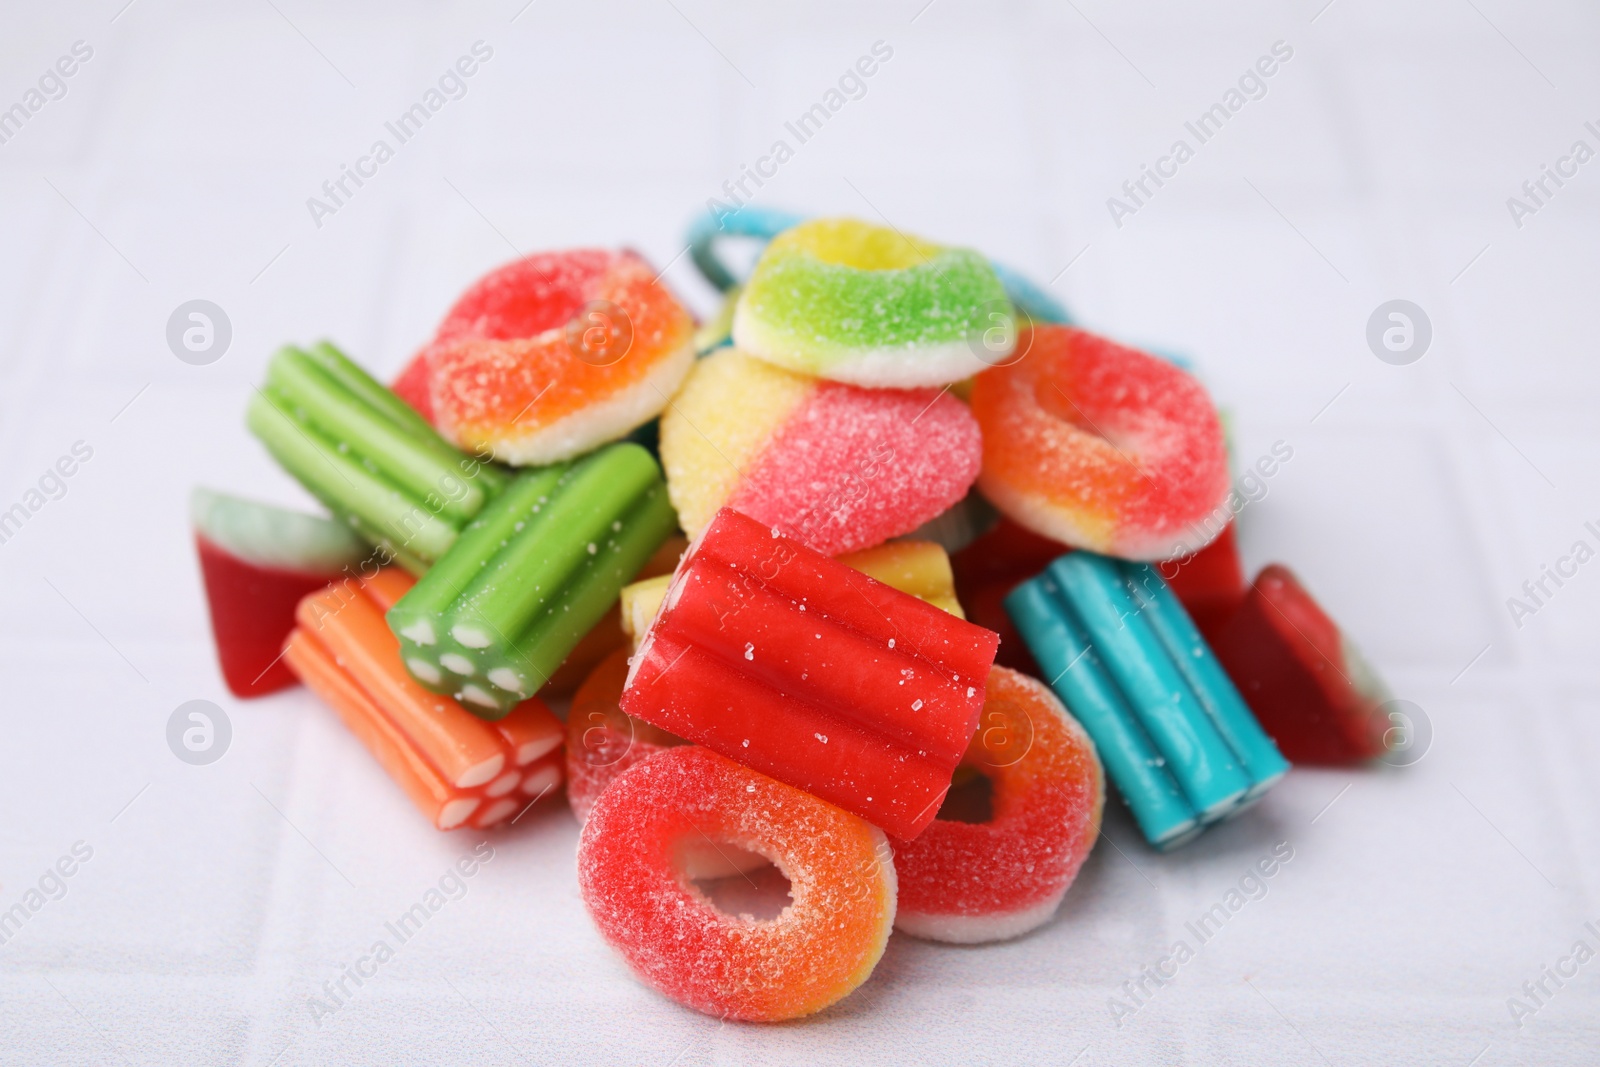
[577,746,896,1021]
[414,249,696,466]
[971,325,1230,560]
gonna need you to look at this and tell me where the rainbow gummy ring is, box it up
[578,746,896,1022]
[892,667,1103,943]
[401,249,695,465]
[660,348,981,557]
[971,325,1231,560]
[732,217,1015,388]
[688,204,1072,324]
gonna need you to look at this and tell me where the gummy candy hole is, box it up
[1039,389,1137,453]
[677,839,793,922]
[936,765,994,824]
[716,236,768,282]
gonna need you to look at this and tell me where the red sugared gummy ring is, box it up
[401,249,695,465]
[971,325,1230,560]
[892,666,1103,944]
[578,746,896,1022]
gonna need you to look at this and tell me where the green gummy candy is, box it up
[387,442,677,718]
[733,219,1013,386]
[746,246,1007,353]
[247,343,506,574]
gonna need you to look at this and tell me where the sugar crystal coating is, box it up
[971,325,1231,560]
[892,667,1103,944]
[577,746,896,1021]
[733,218,1013,387]
[661,348,981,557]
[565,647,685,824]
[411,249,696,465]
[621,508,1000,840]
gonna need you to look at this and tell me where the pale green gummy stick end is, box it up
[246,387,459,565]
[190,486,367,573]
[388,444,676,716]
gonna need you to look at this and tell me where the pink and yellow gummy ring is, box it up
[660,347,981,557]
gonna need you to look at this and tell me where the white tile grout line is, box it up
[1310,781,1352,824]
[1450,643,1492,685]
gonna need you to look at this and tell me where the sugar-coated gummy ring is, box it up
[972,325,1232,561]
[578,746,896,1022]
[416,249,696,466]
[685,204,1071,326]
[893,667,1104,944]
[732,217,1016,388]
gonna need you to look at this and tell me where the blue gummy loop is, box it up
[686,205,807,292]
[1048,554,1251,821]
[1006,574,1197,848]
[1122,564,1290,800]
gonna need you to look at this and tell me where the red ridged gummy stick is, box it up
[621,508,999,839]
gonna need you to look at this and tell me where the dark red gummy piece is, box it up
[1161,523,1246,644]
[1209,564,1385,764]
[951,518,1076,675]
[196,534,339,698]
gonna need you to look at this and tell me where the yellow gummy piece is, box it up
[620,573,674,646]
[659,348,812,541]
[618,539,964,651]
[772,217,944,271]
[838,540,966,619]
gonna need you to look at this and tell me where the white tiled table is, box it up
[1,2,1597,1063]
